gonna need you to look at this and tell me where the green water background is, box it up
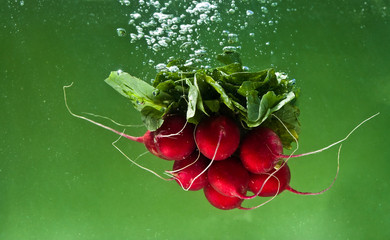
[1,0,389,239]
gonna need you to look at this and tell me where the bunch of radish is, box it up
[111,113,323,210]
[64,51,379,210]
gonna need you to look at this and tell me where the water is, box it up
[1,0,390,239]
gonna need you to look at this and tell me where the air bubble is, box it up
[194,49,207,56]
[223,46,237,52]
[152,43,161,51]
[184,60,193,67]
[158,39,169,47]
[152,1,161,8]
[155,63,167,70]
[168,66,179,72]
[227,33,238,43]
[116,28,127,37]
[246,10,254,16]
[119,0,130,6]
[180,42,192,49]
[130,13,141,19]
[261,6,268,14]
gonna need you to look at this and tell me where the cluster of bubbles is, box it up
[117,0,282,71]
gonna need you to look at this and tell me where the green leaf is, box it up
[153,71,181,88]
[246,91,296,127]
[237,81,266,97]
[270,91,296,113]
[231,69,269,83]
[155,80,176,92]
[263,104,301,149]
[204,100,220,112]
[205,75,235,111]
[105,71,173,131]
[193,74,208,116]
[105,71,171,110]
[185,78,198,119]
[140,106,164,131]
[216,51,242,65]
[216,63,243,75]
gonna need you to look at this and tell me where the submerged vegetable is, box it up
[65,50,378,211]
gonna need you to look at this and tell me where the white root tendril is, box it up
[82,112,144,128]
[166,151,201,174]
[166,126,222,191]
[64,83,172,181]
[158,79,189,139]
[240,174,281,210]
[63,83,142,141]
[277,112,380,158]
[183,132,221,190]
[112,131,172,181]
[242,114,300,202]
[241,112,378,210]
[158,120,189,138]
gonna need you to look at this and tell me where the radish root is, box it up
[82,112,144,128]
[239,111,377,209]
[277,112,380,159]
[286,144,342,195]
[166,130,223,191]
[63,83,144,143]
[112,131,173,181]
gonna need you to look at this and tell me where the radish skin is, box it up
[248,162,291,197]
[207,157,249,199]
[204,184,244,210]
[240,127,283,174]
[169,152,209,191]
[195,115,240,161]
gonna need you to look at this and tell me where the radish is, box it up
[248,161,291,197]
[142,115,196,160]
[240,112,380,175]
[195,115,240,161]
[204,184,244,210]
[168,152,209,191]
[241,145,343,213]
[207,157,250,199]
[63,84,196,161]
[240,127,283,174]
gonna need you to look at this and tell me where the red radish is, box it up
[207,157,249,199]
[240,112,380,175]
[204,184,243,210]
[63,85,196,161]
[142,115,196,160]
[240,127,283,174]
[169,152,209,191]
[242,145,343,211]
[248,162,291,197]
[195,115,240,161]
